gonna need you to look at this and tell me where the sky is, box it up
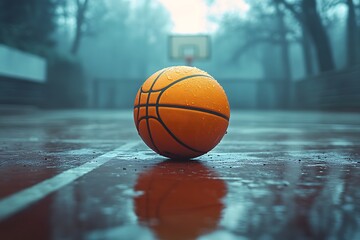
[158,0,250,34]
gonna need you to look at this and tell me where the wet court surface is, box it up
[0,110,360,240]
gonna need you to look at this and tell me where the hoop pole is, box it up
[185,56,193,66]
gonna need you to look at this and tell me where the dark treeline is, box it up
[212,0,360,80]
[0,0,171,107]
[1,0,359,79]
[0,0,359,109]
[0,0,87,107]
[0,0,57,54]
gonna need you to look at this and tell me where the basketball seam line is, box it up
[144,69,168,153]
[138,116,205,154]
[138,116,158,122]
[139,74,213,93]
[137,70,224,156]
[159,74,214,94]
[155,73,220,154]
[155,75,208,154]
[134,103,229,121]
[135,85,142,131]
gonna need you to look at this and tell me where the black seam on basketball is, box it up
[135,90,142,131]
[138,116,159,122]
[139,117,205,154]
[153,74,220,154]
[139,67,171,93]
[139,74,213,93]
[145,69,167,153]
[159,74,213,93]
[153,74,224,154]
[154,98,204,154]
[134,103,229,121]
[159,119,204,153]
[136,70,221,156]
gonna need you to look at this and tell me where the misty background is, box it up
[0,0,359,110]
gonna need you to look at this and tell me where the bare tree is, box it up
[229,1,296,81]
[274,2,292,108]
[274,2,292,81]
[345,0,358,66]
[71,0,89,55]
[302,0,335,71]
[277,0,335,72]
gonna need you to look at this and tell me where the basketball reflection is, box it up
[134,160,226,240]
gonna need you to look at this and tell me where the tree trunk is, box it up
[301,20,314,76]
[274,0,314,75]
[346,0,358,66]
[275,3,292,81]
[302,0,335,72]
[71,23,81,54]
[275,2,291,108]
[71,0,89,55]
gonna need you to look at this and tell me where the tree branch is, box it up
[275,0,302,23]
[231,37,283,62]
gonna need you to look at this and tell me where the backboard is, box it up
[169,35,210,65]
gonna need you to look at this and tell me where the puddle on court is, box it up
[1,111,360,239]
[1,151,360,240]
[86,154,360,240]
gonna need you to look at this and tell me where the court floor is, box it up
[0,110,360,240]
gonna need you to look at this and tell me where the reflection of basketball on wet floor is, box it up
[134,161,227,240]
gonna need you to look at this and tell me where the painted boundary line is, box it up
[0,141,140,221]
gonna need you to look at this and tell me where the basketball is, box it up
[133,66,230,159]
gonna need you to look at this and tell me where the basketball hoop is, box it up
[168,35,210,66]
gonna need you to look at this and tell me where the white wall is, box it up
[0,44,46,83]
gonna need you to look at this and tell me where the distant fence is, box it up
[221,79,291,109]
[295,65,360,111]
[0,45,46,106]
[91,79,141,108]
[92,68,360,111]
[0,75,45,106]
[2,44,356,111]
[91,78,289,109]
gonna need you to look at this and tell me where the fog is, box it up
[0,0,359,110]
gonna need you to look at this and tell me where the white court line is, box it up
[0,141,140,221]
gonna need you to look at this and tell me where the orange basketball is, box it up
[133,66,230,159]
